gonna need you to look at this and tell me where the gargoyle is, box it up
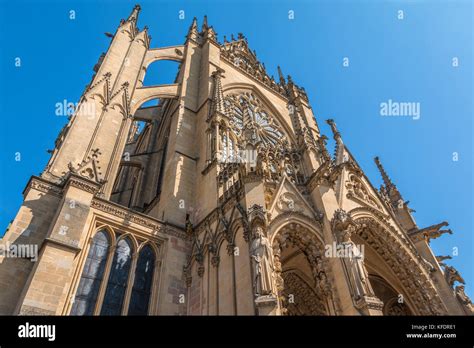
[435,255,452,267]
[444,265,465,288]
[410,221,453,243]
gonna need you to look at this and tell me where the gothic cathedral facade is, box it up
[0,5,472,316]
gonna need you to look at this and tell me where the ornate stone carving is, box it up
[220,37,290,99]
[345,174,383,211]
[28,177,63,197]
[197,265,205,277]
[67,148,106,185]
[247,204,266,227]
[211,255,220,268]
[90,198,186,239]
[65,174,102,194]
[353,216,446,315]
[183,266,192,288]
[272,224,341,315]
[224,91,286,146]
[282,271,328,315]
[306,161,338,191]
[276,191,303,213]
[331,209,356,243]
[384,298,410,316]
[226,243,235,256]
[455,285,474,313]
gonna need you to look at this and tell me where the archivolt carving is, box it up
[271,223,340,315]
[352,216,447,315]
[268,211,324,242]
[384,298,411,316]
[282,271,327,315]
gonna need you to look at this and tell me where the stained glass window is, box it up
[100,237,133,315]
[128,245,156,315]
[70,230,110,315]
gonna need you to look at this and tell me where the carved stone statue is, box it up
[332,209,355,243]
[250,226,274,297]
[343,241,375,299]
[331,210,375,300]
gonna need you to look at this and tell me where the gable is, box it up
[268,175,318,221]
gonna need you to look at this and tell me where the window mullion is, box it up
[122,252,139,315]
[94,244,116,315]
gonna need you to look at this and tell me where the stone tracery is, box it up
[224,91,285,146]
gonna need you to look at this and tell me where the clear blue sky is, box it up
[0,0,472,298]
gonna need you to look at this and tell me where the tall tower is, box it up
[0,6,471,316]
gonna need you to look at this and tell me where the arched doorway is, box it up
[272,222,334,315]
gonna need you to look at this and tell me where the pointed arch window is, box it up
[128,245,156,315]
[228,136,235,161]
[100,238,133,315]
[220,130,237,163]
[221,131,228,161]
[71,230,161,316]
[70,230,110,315]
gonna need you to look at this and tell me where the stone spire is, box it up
[187,17,199,42]
[209,69,226,118]
[127,4,141,24]
[201,15,217,41]
[326,119,344,163]
[326,119,342,143]
[374,156,396,193]
[277,66,286,86]
[202,15,208,31]
[374,156,405,206]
